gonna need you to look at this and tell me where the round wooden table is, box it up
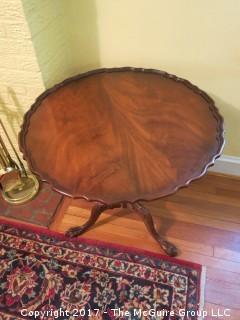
[19,67,224,256]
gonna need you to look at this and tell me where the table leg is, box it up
[66,203,106,237]
[65,203,121,237]
[132,202,178,257]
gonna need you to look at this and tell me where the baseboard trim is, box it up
[209,155,240,177]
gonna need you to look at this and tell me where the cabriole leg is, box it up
[133,202,178,257]
[66,203,107,237]
[66,202,121,237]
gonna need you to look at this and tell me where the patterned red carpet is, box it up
[0,182,63,226]
[0,219,205,320]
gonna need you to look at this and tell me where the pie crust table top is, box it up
[20,67,224,205]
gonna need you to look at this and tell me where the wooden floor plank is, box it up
[206,279,240,309]
[160,200,240,224]
[214,247,240,263]
[150,205,240,233]
[205,303,240,320]
[206,267,240,285]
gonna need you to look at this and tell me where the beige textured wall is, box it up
[67,0,100,74]
[22,0,76,89]
[95,0,240,157]
[22,0,100,89]
[0,0,44,161]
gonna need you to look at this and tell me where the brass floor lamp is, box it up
[0,119,39,204]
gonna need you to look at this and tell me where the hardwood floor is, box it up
[51,172,240,319]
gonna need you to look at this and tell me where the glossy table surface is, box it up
[20,68,224,205]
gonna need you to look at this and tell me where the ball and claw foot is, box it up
[160,239,178,257]
[65,226,87,238]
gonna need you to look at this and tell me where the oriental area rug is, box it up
[0,218,205,320]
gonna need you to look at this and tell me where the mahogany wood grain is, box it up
[20,67,224,204]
